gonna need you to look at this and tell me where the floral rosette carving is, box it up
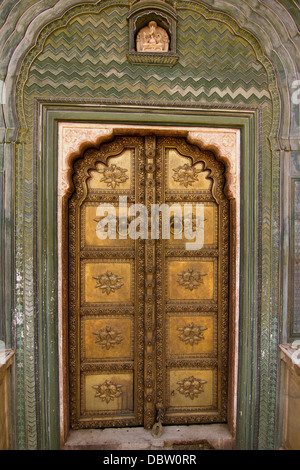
[172,163,201,187]
[177,376,207,400]
[177,268,207,291]
[93,380,123,403]
[178,323,208,345]
[98,163,129,189]
[93,271,124,295]
[93,326,124,350]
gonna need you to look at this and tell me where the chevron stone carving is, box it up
[25,7,272,108]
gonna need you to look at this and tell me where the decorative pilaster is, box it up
[144,135,157,429]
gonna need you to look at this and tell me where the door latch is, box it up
[151,402,164,439]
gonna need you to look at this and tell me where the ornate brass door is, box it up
[69,135,229,430]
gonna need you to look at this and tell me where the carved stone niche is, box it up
[127,0,179,66]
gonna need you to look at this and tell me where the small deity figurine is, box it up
[136,21,169,52]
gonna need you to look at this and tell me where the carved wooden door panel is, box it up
[154,137,228,426]
[69,136,146,429]
[68,135,229,430]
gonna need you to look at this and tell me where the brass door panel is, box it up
[167,259,217,301]
[68,135,229,429]
[82,260,133,305]
[167,368,216,409]
[82,203,134,249]
[167,314,216,357]
[155,137,228,425]
[87,149,134,192]
[166,149,212,192]
[83,371,134,415]
[82,316,133,361]
[166,202,218,248]
[69,137,145,429]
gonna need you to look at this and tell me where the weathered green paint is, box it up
[0,144,4,343]
[236,113,259,450]
[37,113,60,450]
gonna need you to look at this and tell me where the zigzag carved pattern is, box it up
[24,8,271,105]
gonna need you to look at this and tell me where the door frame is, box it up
[66,133,233,431]
[39,101,258,449]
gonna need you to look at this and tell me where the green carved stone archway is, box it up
[0,0,298,450]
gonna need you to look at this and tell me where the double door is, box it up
[68,135,229,429]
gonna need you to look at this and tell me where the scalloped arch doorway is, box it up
[58,124,240,449]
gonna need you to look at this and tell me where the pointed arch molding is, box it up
[59,123,240,201]
[1,0,297,451]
